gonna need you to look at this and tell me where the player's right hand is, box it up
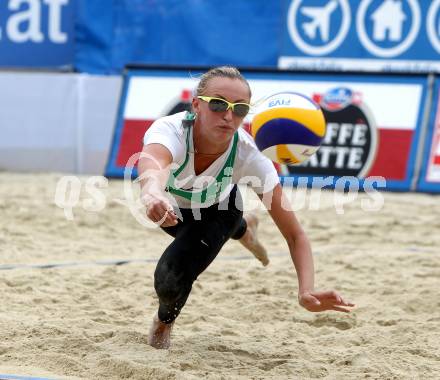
[143,194,178,227]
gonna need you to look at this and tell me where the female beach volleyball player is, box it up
[138,66,354,349]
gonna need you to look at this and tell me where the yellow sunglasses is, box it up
[198,96,251,117]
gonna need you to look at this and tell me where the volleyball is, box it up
[251,92,326,164]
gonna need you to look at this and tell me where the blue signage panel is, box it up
[74,0,280,74]
[280,0,440,72]
[0,0,75,68]
[417,78,440,193]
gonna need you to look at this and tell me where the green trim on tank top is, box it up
[166,126,238,204]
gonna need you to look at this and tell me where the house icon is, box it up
[371,0,407,42]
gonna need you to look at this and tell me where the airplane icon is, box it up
[300,0,338,42]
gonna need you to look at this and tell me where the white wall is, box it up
[0,71,122,174]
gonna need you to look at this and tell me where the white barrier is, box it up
[0,72,122,174]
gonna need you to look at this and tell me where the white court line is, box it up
[0,253,288,271]
[1,247,436,271]
[0,375,55,380]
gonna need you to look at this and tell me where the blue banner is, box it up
[0,0,75,68]
[280,0,440,72]
[74,0,280,74]
[417,78,440,193]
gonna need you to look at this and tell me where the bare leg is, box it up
[148,314,174,349]
[239,213,269,266]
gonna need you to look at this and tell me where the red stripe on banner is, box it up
[115,119,249,169]
[243,122,251,134]
[114,121,414,180]
[116,119,154,167]
[367,129,413,180]
[434,156,440,165]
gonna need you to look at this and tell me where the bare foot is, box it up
[148,314,174,349]
[239,213,269,266]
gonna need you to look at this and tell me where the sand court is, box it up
[1,172,439,379]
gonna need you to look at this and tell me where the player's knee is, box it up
[154,267,190,304]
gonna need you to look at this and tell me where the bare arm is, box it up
[259,184,354,313]
[138,144,178,227]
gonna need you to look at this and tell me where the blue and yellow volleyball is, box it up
[251,92,326,164]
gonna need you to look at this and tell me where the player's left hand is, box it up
[298,290,355,313]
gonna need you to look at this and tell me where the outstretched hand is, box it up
[299,290,355,313]
[144,193,178,227]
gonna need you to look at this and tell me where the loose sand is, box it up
[1,173,439,379]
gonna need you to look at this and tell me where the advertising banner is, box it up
[74,1,279,74]
[0,0,75,68]
[417,78,440,192]
[280,0,440,73]
[106,67,428,191]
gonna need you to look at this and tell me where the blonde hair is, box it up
[196,66,251,98]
